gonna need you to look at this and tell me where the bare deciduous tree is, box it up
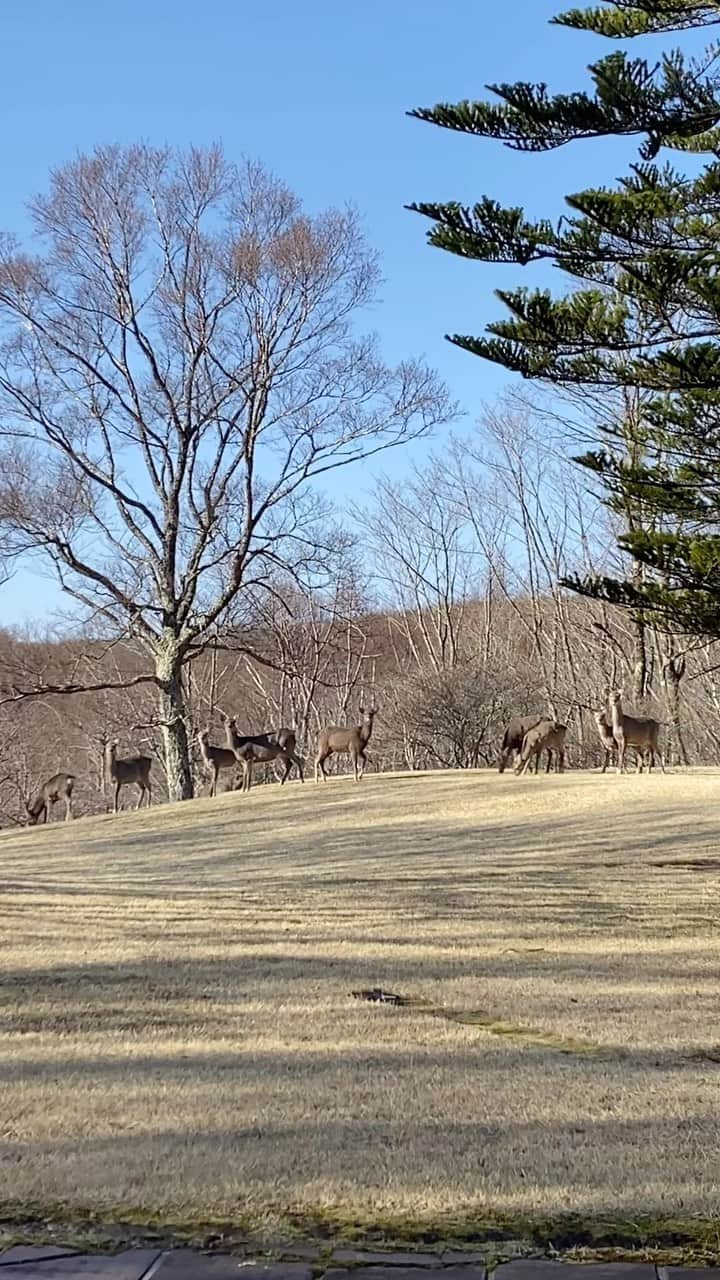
[0,144,454,798]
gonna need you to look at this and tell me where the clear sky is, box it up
[0,0,677,626]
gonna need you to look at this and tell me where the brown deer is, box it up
[274,727,304,784]
[593,709,643,774]
[608,689,663,774]
[515,720,567,775]
[499,715,544,773]
[26,772,75,825]
[197,730,240,797]
[223,717,304,794]
[105,740,152,813]
[315,707,377,783]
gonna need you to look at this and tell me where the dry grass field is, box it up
[1,766,720,1242]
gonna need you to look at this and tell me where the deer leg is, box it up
[293,752,305,783]
[114,781,121,814]
[64,796,73,821]
[146,779,152,807]
[601,749,609,774]
[210,767,217,799]
[136,782,144,811]
[545,749,552,774]
[280,753,292,785]
[616,736,626,774]
[315,752,328,783]
[558,749,565,773]
[242,759,253,794]
[646,747,654,774]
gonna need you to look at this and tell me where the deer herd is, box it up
[498,687,663,777]
[22,689,663,826]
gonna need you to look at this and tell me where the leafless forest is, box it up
[0,396,716,826]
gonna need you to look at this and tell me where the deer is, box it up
[593,709,643,774]
[105,740,152,813]
[223,716,304,794]
[314,707,377,783]
[498,715,543,773]
[197,730,240,797]
[515,720,567,775]
[25,772,75,825]
[608,688,663,774]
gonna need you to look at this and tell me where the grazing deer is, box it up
[593,709,643,774]
[515,720,567,775]
[498,715,543,773]
[315,707,377,783]
[26,772,75,825]
[223,716,304,794]
[608,689,663,774]
[197,730,239,797]
[105,740,152,813]
[274,727,304,784]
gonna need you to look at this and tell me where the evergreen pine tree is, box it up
[410,2,720,638]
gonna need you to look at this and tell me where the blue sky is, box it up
[0,0,678,625]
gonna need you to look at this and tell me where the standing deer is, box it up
[223,717,304,794]
[315,707,377,783]
[26,773,75,825]
[105,740,152,813]
[593,709,643,773]
[515,720,567,775]
[197,730,239,797]
[608,689,663,774]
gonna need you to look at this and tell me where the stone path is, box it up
[0,1245,716,1279]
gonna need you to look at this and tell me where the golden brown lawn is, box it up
[1,767,720,1236]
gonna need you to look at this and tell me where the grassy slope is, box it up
[1,768,720,1248]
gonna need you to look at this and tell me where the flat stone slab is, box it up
[153,1256,312,1280]
[0,1248,163,1278]
[320,1268,487,1280]
[4,1251,718,1280]
[660,1272,720,1280]
[495,1267,656,1280]
[0,1247,81,1263]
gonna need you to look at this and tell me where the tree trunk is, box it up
[630,614,649,703]
[663,652,688,767]
[629,557,649,702]
[155,644,194,801]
